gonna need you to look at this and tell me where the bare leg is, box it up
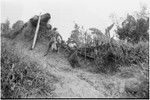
[56,44,59,53]
[57,47,59,53]
[44,46,51,56]
[44,42,52,56]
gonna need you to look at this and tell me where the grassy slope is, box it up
[1,32,149,98]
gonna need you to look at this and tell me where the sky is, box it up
[1,0,149,40]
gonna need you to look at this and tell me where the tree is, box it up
[12,20,24,31]
[89,28,109,46]
[116,6,149,44]
[116,14,149,44]
[1,19,11,34]
[105,23,114,38]
[86,34,93,47]
[68,23,85,47]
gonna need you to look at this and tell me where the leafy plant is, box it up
[116,6,149,44]
[1,44,57,98]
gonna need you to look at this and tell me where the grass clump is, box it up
[94,39,149,74]
[1,44,57,98]
[123,63,149,98]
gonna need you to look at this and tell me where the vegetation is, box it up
[1,43,57,98]
[1,5,149,99]
[1,19,11,34]
[67,5,149,73]
[65,6,149,98]
[12,20,24,31]
[116,14,149,44]
[116,5,149,44]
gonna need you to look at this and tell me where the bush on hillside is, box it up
[1,19,11,34]
[1,44,57,98]
[94,39,149,74]
[124,63,149,98]
[116,6,149,44]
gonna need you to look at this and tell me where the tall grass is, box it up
[1,43,57,98]
[94,39,149,74]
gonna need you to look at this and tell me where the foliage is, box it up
[12,20,24,31]
[116,6,149,44]
[1,19,11,34]
[67,20,148,75]
[1,44,57,98]
[68,23,92,47]
[1,20,25,39]
[92,38,149,74]
[67,23,81,47]
[86,34,93,47]
[89,27,109,46]
[123,63,149,98]
[1,10,149,98]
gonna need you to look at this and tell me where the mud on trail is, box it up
[1,36,127,98]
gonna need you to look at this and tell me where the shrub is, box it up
[95,41,121,74]
[1,45,57,98]
[116,11,149,44]
[1,19,11,34]
[124,69,149,98]
[119,62,149,98]
[94,39,149,74]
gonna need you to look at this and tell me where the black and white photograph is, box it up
[1,0,149,99]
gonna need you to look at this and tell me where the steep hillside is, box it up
[1,29,148,98]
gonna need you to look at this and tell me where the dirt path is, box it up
[2,37,126,98]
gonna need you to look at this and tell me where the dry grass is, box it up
[118,63,149,98]
[1,43,58,98]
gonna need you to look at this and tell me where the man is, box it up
[51,28,63,53]
[44,27,62,56]
[51,36,58,52]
